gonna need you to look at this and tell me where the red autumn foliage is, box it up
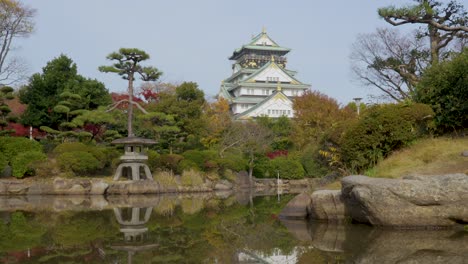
[5,122,45,138]
[83,123,105,139]
[140,87,159,102]
[110,92,144,110]
[266,150,288,160]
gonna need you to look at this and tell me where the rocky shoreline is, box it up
[280,173,468,228]
[0,176,317,196]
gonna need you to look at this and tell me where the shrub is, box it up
[178,159,200,172]
[53,142,112,169]
[11,151,47,178]
[300,145,329,178]
[159,154,184,173]
[147,149,161,171]
[0,153,7,174]
[181,150,217,171]
[53,142,90,154]
[180,169,204,187]
[216,152,248,172]
[340,103,434,172]
[57,151,101,175]
[253,156,273,178]
[269,157,305,179]
[416,49,468,132]
[0,137,43,161]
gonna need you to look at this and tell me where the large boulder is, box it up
[106,180,161,195]
[214,180,233,190]
[308,190,346,222]
[279,192,311,219]
[53,178,109,195]
[341,174,468,227]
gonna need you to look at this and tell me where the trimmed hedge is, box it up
[269,157,305,180]
[53,142,117,170]
[0,137,45,178]
[57,151,101,175]
[11,151,47,178]
[0,137,43,161]
[253,156,305,179]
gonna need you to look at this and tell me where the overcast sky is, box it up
[16,0,415,104]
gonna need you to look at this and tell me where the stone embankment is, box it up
[0,176,316,196]
[280,173,468,228]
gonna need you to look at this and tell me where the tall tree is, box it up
[150,82,207,151]
[350,28,429,101]
[416,48,468,132]
[99,48,162,137]
[0,0,35,85]
[20,55,111,128]
[0,85,13,134]
[201,97,231,148]
[292,90,354,149]
[238,121,272,183]
[379,0,468,64]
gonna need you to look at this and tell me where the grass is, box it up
[153,170,177,187]
[180,169,205,187]
[365,137,468,178]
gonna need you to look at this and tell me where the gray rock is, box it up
[53,178,91,195]
[289,179,310,187]
[107,180,160,194]
[279,192,311,219]
[341,174,468,227]
[90,180,108,195]
[214,180,233,190]
[308,190,346,222]
[461,150,468,157]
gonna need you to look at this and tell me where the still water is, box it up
[0,192,467,263]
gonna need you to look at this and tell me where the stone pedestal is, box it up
[112,137,157,181]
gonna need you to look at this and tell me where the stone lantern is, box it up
[112,137,156,181]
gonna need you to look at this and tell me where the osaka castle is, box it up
[218,29,310,120]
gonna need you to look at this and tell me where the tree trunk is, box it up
[429,26,440,65]
[248,152,254,187]
[127,73,134,137]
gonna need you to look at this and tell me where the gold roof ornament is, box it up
[271,55,275,62]
[262,26,266,34]
[276,82,282,91]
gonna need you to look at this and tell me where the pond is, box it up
[0,192,467,263]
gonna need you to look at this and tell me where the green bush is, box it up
[340,103,434,172]
[57,151,101,175]
[53,142,90,154]
[53,142,113,169]
[181,150,217,171]
[216,152,248,172]
[178,159,200,172]
[300,145,329,178]
[147,149,161,171]
[253,156,273,178]
[0,153,8,175]
[160,154,184,173]
[11,151,47,178]
[416,49,468,132]
[269,157,305,180]
[0,137,43,161]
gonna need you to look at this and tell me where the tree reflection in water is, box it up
[0,193,465,263]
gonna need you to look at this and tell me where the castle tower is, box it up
[218,29,310,119]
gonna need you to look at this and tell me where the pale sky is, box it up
[16,0,415,104]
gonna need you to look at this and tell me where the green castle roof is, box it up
[229,30,290,60]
